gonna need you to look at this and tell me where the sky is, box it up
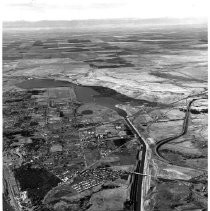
[2,0,209,21]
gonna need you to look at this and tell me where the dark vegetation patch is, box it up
[3,129,34,139]
[120,173,129,180]
[113,138,128,147]
[89,85,158,107]
[24,116,32,121]
[68,39,91,43]
[33,40,44,46]
[27,90,45,95]
[150,71,204,82]
[179,107,208,114]
[16,79,73,89]
[81,110,93,115]
[24,138,46,151]
[30,121,39,126]
[4,98,24,103]
[85,57,134,68]
[14,164,61,206]
[101,183,120,189]
[190,109,208,114]
[160,148,206,159]
[199,39,208,43]
[192,46,208,50]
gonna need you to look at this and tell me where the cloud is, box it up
[7,3,32,8]
[2,0,208,21]
[89,0,127,9]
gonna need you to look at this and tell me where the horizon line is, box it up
[3,16,208,23]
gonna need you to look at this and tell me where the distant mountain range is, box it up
[3,17,207,30]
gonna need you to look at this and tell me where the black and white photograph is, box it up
[1,0,208,211]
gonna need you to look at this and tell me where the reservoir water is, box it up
[16,78,155,117]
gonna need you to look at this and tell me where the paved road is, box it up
[125,117,147,211]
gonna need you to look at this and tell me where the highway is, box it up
[125,117,147,211]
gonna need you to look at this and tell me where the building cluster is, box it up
[72,179,103,193]
[15,191,32,211]
[71,167,127,193]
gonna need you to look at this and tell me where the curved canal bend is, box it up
[154,98,207,169]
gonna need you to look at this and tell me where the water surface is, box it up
[16,78,155,117]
